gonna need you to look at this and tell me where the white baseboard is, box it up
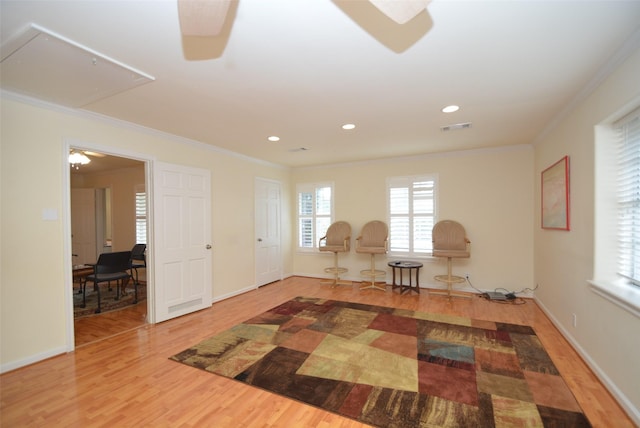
[212,285,258,303]
[295,271,489,294]
[0,345,67,374]
[534,297,640,426]
[210,273,296,304]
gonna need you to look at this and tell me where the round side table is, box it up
[388,261,423,294]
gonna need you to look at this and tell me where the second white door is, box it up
[255,178,281,286]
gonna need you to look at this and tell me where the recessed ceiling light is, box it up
[342,123,356,130]
[268,136,280,142]
[442,105,460,113]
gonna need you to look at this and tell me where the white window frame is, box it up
[387,174,438,257]
[135,184,147,245]
[590,106,640,318]
[614,109,640,287]
[296,182,334,252]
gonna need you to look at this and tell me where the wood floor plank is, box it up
[74,293,148,346]
[1,277,634,427]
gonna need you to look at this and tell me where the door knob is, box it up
[257,238,263,242]
[206,244,212,249]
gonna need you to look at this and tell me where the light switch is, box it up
[42,208,58,221]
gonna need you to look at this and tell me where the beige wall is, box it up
[533,46,640,420]
[291,147,534,292]
[0,98,292,370]
[73,165,145,251]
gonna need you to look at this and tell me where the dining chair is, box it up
[82,251,133,313]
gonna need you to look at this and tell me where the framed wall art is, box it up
[541,155,570,230]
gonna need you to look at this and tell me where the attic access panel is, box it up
[0,24,154,107]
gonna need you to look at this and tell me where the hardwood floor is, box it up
[74,299,147,347]
[2,277,633,427]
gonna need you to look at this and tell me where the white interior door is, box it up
[154,162,212,322]
[70,188,96,266]
[255,178,281,286]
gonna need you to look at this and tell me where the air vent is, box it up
[440,122,472,132]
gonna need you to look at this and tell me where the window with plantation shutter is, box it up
[135,185,147,245]
[297,183,333,250]
[388,175,437,256]
[615,109,640,286]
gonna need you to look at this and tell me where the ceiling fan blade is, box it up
[177,0,232,37]
[368,0,431,24]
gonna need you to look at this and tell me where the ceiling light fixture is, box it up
[342,123,356,130]
[268,136,280,142]
[69,151,91,170]
[442,105,459,113]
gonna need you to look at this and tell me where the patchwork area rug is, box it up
[73,283,146,318]
[170,297,590,427]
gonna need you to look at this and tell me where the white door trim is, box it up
[62,139,154,351]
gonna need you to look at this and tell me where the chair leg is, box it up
[95,283,102,314]
[321,252,351,287]
[81,279,87,308]
[359,254,386,291]
[132,275,138,303]
[132,267,139,286]
[431,258,471,299]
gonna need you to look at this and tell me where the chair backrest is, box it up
[358,221,388,248]
[95,251,132,274]
[325,221,351,248]
[131,244,146,261]
[432,220,469,252]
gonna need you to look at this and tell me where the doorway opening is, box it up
[69,148,149,346]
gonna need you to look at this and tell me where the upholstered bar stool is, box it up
[356,220,388,291]
[431,220,471,299]
[319,221,352,287]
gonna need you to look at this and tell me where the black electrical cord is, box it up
[466,277,530,305]
[495,283,539,296]
[465,276,486,295]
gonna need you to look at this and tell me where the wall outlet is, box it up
[465,273,470,280]
[572,313,577,328]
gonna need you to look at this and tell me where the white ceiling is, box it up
[2,0,640,168]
